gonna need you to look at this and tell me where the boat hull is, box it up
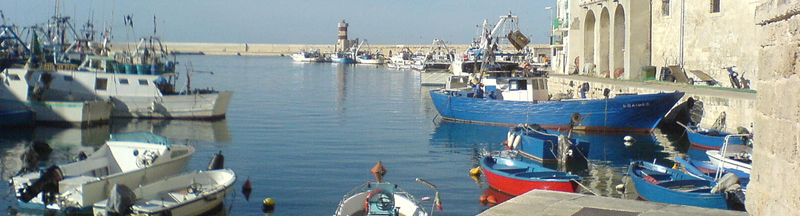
[480,156,580,196]
[686,127,747,150]
[430,90,684,132]
[707,150,752,174]
[335,191,427,216]
[628,161,729,209]
[0,108,35,127]
[109,90,233,119]
[509,127,590,162]
[93,169,235,216]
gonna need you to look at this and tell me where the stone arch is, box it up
[583,10,596,74]
[612,5,626,79]
[598,8,611,77]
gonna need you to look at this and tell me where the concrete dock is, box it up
[478,190,748,216]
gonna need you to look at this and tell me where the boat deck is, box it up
[478,190,747,216]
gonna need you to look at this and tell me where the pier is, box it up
[478,190,747,216]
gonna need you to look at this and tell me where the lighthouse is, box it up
[337,20,350,51]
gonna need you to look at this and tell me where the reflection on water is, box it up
[430,121,691,206]
[0,119,231,214]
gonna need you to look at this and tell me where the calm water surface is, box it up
[1,56,692,215]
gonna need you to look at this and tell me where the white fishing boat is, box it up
[354,39,385,64]
[334,161,439,216]
[707,135,753,174]
[2,67,112,125]
[413,39,454,72]
[291,49,325,62]
[23,37,232,119]
[387,47,419,69]
[449,14,527,75]
[11,132,195,212]
[92,168,236,216]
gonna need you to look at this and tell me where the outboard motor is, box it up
[18,165,62,203]
[106,184,136,216]
[207,151,224,170]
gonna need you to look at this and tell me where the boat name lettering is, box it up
[623,102,650,108]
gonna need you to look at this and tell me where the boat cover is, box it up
[109,132,171,146]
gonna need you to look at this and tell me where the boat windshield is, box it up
[109,132,172,146]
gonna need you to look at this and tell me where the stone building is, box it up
[556,0,760,90]
[749,1,800,215]
[556,0,652,81]
[651,0,760,90]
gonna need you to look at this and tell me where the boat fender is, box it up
[207,151,225,170]
[512,134,522,149]
[106,184,135,215]
[507,131,513,144]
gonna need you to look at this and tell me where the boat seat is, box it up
[639,171,672,181]
[494,167,529,174]
[657,179,711,190]
[515,171,567,179]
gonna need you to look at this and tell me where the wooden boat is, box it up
[679,123,748,150]
[673,157,749,187]
[505,125,590,162]
[11,132,195,212]
[480,152,581,196]
[628,161,741,210]
[334,161,435,216]
[92,168,236,216]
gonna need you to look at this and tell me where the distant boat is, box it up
[387,47,417,69]
[291,50,325,62]
[505,125,590,162]
[330,52,356,63]
[11,132,196,212]
[92,168,236,216]
[627,160,743,210]
[480,151,581,196]
[413,39,454,72]
[679,123,748,150]
[353,39,385,64]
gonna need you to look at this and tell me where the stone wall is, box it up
[747,0,800,214]
[111,42,550,59]
[651,0,760,90]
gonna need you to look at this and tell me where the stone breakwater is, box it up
[110,42,549,56]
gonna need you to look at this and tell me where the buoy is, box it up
[672,163,679,169]
[615,183,625,191]
[486,195,497,204]
[262,198,275,213]
[207,151,224,170]
[502,140,510,149]
[479,194,488,205]
[469,167,481,176]
[242,177,252,201]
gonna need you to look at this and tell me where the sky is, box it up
[1,0,555,45]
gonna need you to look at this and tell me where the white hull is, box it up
[93,169,235,216]
[357,58,385,64]
[1,68,113,124]
[12,134,195,210]
[335,191,427,216]
[109,90,233,119]
[707,149,752,174]
[29,100,112,125]
[7,68,232,119]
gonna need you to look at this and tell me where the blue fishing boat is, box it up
[628,161,742,210]
[673,157,749,187]
[330,52,356,63]
[504,125,590,162]
[430,88,685,132]
[680,123,748,150]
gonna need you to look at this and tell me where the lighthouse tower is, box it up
[337,20,350,51]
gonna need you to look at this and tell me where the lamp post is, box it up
[545,6,554,67]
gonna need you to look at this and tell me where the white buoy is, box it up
[623,135,636,147]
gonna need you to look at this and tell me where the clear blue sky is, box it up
[2,0,555,45]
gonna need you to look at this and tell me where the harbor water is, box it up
[1,56,691,215]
